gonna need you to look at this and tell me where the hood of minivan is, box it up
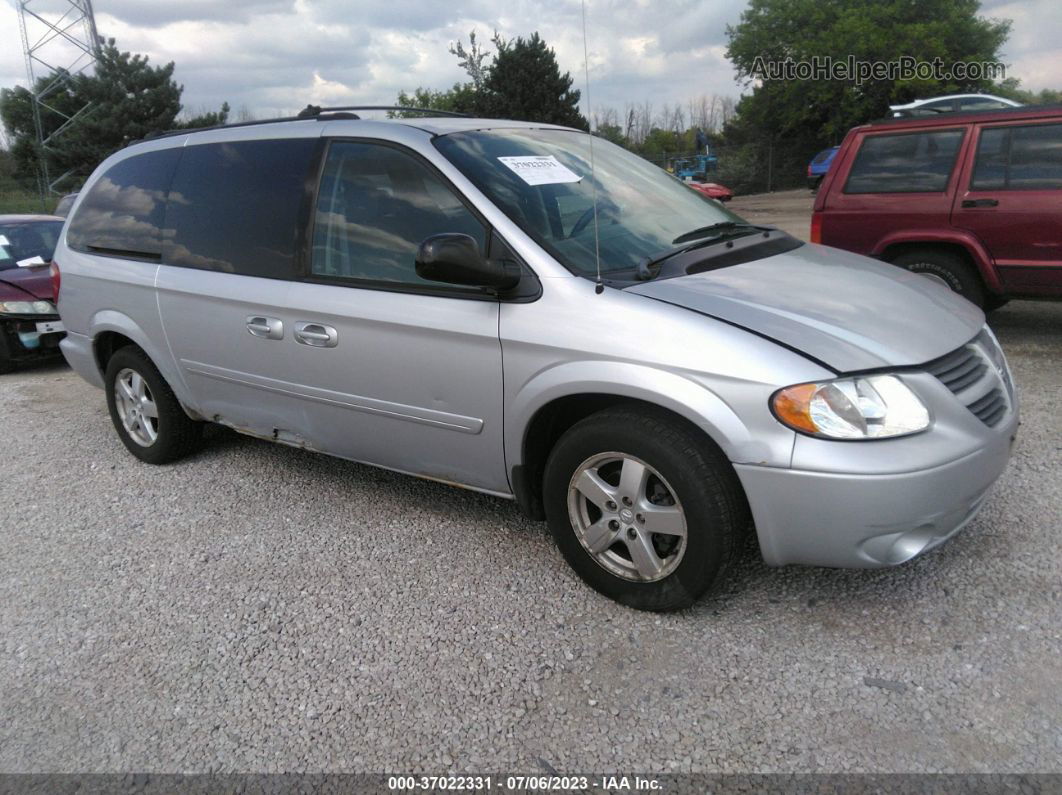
[627,243,984,372]
[0,265,53,301]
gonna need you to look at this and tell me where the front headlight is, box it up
[0,300,56,315]
[771,374,930,440]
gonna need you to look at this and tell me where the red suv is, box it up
[812,105,1062,309]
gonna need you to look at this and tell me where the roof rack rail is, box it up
[297,105,469,118]
[143,104,468,141]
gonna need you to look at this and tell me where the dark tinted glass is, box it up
[67,148,180,258]
[972,123,1062,190]
[844,130,964,193]
[959,97,1009,111]
[311,141,486,286]
[164,138,317,278]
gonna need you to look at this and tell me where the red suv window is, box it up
[972,122,1062,191]
[844,129,965,194]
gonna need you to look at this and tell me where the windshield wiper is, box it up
[634,223,767,280]
[671,221,758,246]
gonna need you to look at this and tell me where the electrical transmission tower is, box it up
[16,0,101,202]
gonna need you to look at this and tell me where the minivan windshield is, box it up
[434,129,748,276]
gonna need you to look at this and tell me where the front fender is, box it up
[505,360,789,473]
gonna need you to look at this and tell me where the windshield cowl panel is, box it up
[433,129,748,279]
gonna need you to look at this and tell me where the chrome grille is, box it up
[924,329,1012,428]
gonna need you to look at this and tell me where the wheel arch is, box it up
[875,232,1002,293]
[89,310,201,420]
[507,363,761,520]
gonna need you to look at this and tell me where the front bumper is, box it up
[0,315,65,365]
[735,414,1018,568]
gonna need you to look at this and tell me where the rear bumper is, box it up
[735,418,1018,568]
[59,330,104,388]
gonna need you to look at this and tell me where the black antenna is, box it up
[581,0,604,294]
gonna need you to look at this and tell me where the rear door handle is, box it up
[961,198,999,208]
[294,321,338,348]
[246,316,283,339]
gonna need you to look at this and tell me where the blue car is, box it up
[807,146,839,191]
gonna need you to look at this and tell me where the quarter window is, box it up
[67,148,180,259]
[971,123,1062,190]
[311,141,487,286]
[163,138,317,279]
[844,130,965,193]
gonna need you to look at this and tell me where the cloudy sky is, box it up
[1,0,1059,123]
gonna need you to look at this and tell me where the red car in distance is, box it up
[686,181,734,202]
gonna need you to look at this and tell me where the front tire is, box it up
[543,407,748,611]
[104,346,202,464]
[890,248,987,308]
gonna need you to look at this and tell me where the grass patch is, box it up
[0,189,58,215]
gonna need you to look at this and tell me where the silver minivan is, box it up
[55,109,1019,611]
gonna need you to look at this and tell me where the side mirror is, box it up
[415,233,520,292]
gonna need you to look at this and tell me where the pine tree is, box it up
[479,33,588,129]
[0,38,227,188]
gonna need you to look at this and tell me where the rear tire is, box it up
[543,406,748,611]
[104,346,202,464]
[890,248,986,308]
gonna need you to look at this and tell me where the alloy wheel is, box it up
[566,452,688,582]
[113,367,159,447]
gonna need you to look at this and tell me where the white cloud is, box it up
[1,0,1058,134]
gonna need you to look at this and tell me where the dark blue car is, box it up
[807,146,839,191]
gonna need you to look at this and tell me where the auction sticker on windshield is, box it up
[498,155,582,186]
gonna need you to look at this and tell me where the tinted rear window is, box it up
[844,129,964,193]
[67,148,180,259]
[812,148,835,165]
[163,138,317,278]
[972,122,1062,190]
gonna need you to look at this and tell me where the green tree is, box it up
[392,84,479,116]
[993,77,1062,105]
[0,38,228,189]
[480,33,587,128]
[723,0,1011,186]
[448,31,493,90]
[178,102,231,129]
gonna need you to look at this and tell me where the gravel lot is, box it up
[1,301,1060,775]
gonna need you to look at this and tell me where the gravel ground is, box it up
[1,300,1059,775]
[728,189,815,241]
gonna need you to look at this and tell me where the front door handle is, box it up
[246,316,283,339]
[961,198,999,208]
[294,321,338,348]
